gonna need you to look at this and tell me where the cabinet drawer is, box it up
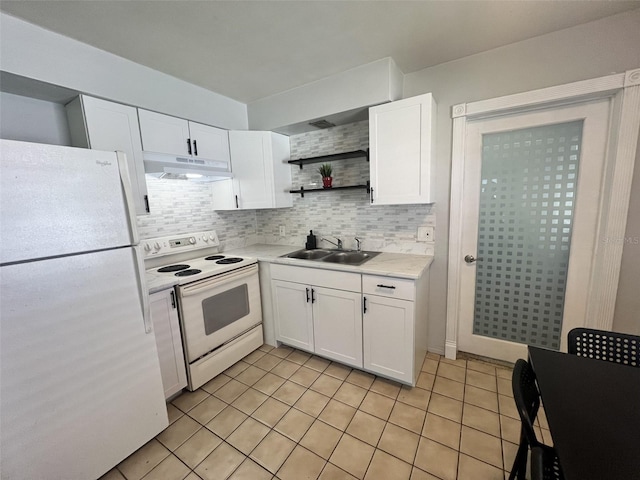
[363,275,415,301]
[271,264,360,292]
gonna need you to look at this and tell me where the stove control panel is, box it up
[141,230,220,258]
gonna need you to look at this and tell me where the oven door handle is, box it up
[179,264,258,297]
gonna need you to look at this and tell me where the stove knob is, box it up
[202,235,209,242]
[209,234,216,241]
[189,237,196,245]
[143,243,151,252]
[154,242,161,250]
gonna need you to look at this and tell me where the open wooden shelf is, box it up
[288,149,369,169]
[289,182,370,198]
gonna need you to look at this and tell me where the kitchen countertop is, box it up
[146,243,434,293]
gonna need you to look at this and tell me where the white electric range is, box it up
[144,231,263,391]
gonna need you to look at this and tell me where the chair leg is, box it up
[508,433,529,480]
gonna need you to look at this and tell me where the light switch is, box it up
[279,226,286,237]
[417,226,434,242]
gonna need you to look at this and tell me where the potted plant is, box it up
[317,163,333,188]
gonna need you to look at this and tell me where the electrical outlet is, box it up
[279,226,286,237]
[417,226,434,242]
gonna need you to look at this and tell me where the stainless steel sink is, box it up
[283,248,380,266]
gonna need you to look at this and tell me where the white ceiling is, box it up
[1,1,638,104]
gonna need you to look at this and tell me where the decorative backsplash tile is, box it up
[136,119,436,256]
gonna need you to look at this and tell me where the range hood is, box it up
[143,151,233,182]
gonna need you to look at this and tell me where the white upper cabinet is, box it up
[66,95,150,215]
[213,131,292,210]
[369,93,436,205]
[138,109,230,167]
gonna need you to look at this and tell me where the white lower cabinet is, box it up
[149,288,187,399]
[271,279,314,352]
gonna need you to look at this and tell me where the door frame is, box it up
[446,68,640,360]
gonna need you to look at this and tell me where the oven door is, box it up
[177,264,262,363]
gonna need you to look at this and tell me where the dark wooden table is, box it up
[528,346,640,480]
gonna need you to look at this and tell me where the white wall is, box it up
[0,13,248,130]
[403,8,640,350]
[0,92,71,145]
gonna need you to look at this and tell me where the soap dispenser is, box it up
[305,230,317,250]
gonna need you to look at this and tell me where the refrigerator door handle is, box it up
[116,151,140,245]
[132,245,153,334]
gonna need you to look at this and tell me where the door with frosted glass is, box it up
[458,99,611,362]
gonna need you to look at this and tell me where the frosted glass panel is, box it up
[473,121,583,349]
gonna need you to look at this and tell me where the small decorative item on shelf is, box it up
[317,163,333,188]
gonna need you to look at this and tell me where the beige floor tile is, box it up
[174,427,222,469]
[345,369,375,389]
[538,407,550,430]
[410,466,440,480]
[188,395,227,425]
[414,437,459,480]
[117,439,170,480]
[156,415,201,451]
[252,371,286,395]
[201,373,232,394]
[310,373,343,397]
[466,369,497,392]
[464,385,499,413]
[270,345,294,358]
[271,359,301,379]
[416,372,435,390]
[462,403,501,437]
[171,389,210,413]
[345,410,386,446]
[250,430,296,474]
[498,393,519,419]
[496,366,513,379]
[288,350,313,365]
[243,349,267,364]
[440,357,467,368]
[541,428,554,446]
[251,397,290,427]
[166,403,184,425]
[466,359,497,376]
[334,382,368,408]
[426,393,463,423]
[500,414,522,445]
[277,445,326,480]
[227,458,273,480]
[183,473,201,480]
[99,469,126,480]
[300,419,343,459]
[205,405,247,439]
[142,454,191,480]
[294,389,331,417]
[325,362,353,380]
[397,385,431,410]
[213,379,250,404]
[232,387,269,415]
[275,407,315,442]
[378,422,420,464]
[388,401,426,434]
[195,442,245,480]
[259,344,274,352]
[364,449,412,480]
[497,376,513,397]
[253,353,283,371]
[290,366,322,387]
[329,434,375,479]
[225,360,251,377]
[319,398,357,431]
[227,417,271,455]
[319,463,358,480]
[502,440,520,477]
[369,377,402,399]
[359,391,395,420]
[458,453,504,480]
[426,352,441,360]
[305,355,332,372]
[421,412,461,450]
[460,425,503,469]
[234,365,267,386]
[272,380,307,405]
[432,376,464,401]
[437,362,467,383]
[422,358,439,374]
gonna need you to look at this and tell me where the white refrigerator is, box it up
[0,140,168,480]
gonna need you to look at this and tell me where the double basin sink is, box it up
[282,248,381,266]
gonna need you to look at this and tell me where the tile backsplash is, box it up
[137,119,435,255]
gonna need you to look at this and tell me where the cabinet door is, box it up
[80,96,150,215]
[313,287,363,368]
[272,280,314,352]
[369,93,436,205]
[150,289,187,399]
[188,121,230,167]
[228,131,273,209]
[363,295,414,383]
[138,109,191,157]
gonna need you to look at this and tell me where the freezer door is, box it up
[0,139,136,264]
[0,247,168,480]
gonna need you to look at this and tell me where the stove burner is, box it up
[175,269,202,277]
[216,257,243,264]
[204,255,225,261]
[158,264,190,273]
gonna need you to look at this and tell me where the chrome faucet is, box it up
[321,236,343,250]
[354,237,363,252]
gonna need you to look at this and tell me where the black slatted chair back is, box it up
[567,328,639,367]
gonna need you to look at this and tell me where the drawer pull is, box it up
[377,284,396,289]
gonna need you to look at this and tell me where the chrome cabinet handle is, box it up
[464,255,480,264]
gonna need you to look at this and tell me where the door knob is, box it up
[464,254,479,264]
